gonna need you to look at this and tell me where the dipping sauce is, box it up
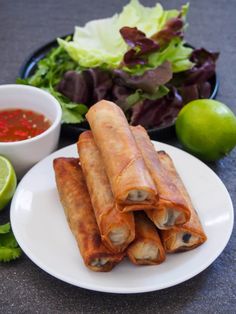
[0,109,51,142]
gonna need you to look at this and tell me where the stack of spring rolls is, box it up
[53,100,207,272]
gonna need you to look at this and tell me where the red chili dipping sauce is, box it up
[0,109,51,142]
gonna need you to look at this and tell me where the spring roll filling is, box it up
[163,209,182,227]
[90,258,110,267]
[176,232,199,247]
[127,190,149,202]
[108,227,129,245]
[182,233,192,243]
[166,232,200,251]
[132,242,159,261]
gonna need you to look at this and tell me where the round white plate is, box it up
[10,142,234,294]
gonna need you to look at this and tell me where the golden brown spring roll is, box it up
[77,131,135,253]
[160,203,207,252]
[86,100,156,206]
[53,157,124,272]
[131,125,191,229]
[127,212,165,265]
[158,151,207,252]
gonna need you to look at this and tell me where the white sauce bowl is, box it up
[0,84,62,178]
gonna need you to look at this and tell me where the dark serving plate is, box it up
[19,36,219,140]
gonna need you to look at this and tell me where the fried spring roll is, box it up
[131,125,191,229]
[77,131,135,253]
[53,157,124,272]
[86,100,156,205]
[158,152,207,252]
[160,202,207,252]
[127,212,165,265]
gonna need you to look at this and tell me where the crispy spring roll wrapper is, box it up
[116,202,156,213]
[77,131,135,253]
[86,100,156,206]
[160,210,207,253]
[127,212,165,265]
[158,152,207,252]
[53,157,124,272]
[131,125,191,229]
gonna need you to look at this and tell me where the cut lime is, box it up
[0,156,17,211]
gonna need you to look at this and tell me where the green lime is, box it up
[175,99,236,161]
[0,156,17,211]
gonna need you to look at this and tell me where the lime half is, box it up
[0,156,17,211]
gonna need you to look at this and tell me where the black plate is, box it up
[19,36,219,140]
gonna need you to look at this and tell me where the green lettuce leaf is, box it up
[148,38,194,73]
[44,87,88,124]
[122,38,193,75]
[0,247,22,262]
[117,0,164,36]
[158,3,189,30]
[0,232,19,248]
[58,0,191,71]
[60,103,88,124]
[18,1,194,125]
[58,14,125,69]
[121,3,193,75]
[0,223,10,234]
[17,41,88,124]
[0,223,22,262]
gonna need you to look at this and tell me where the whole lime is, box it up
[175,99,236,161]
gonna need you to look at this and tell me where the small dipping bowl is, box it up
[0,84,62,178]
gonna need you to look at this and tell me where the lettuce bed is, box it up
[17,0,218,131]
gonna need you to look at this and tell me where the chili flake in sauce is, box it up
[0,109,51,142]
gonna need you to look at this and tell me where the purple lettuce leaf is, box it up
[130,87,183,128]
[171,48,219,87]
[119,16,184,68]
[180,81,212,104]
[178,84,198,105]
[151,17,184,47]
[184,48,219,85]
[57,70,90,104]
[168,48,219,105]
[198,81,212,98]
[57,68,113,106]
[83,68,113,103]
[120,27,160,66]
[113,61,172,94]
[111,85,169,113]
[110,84,134,111]
[57,48,218,130]
[191,48,219,65]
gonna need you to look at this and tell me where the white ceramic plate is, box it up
[10,142,234,294]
